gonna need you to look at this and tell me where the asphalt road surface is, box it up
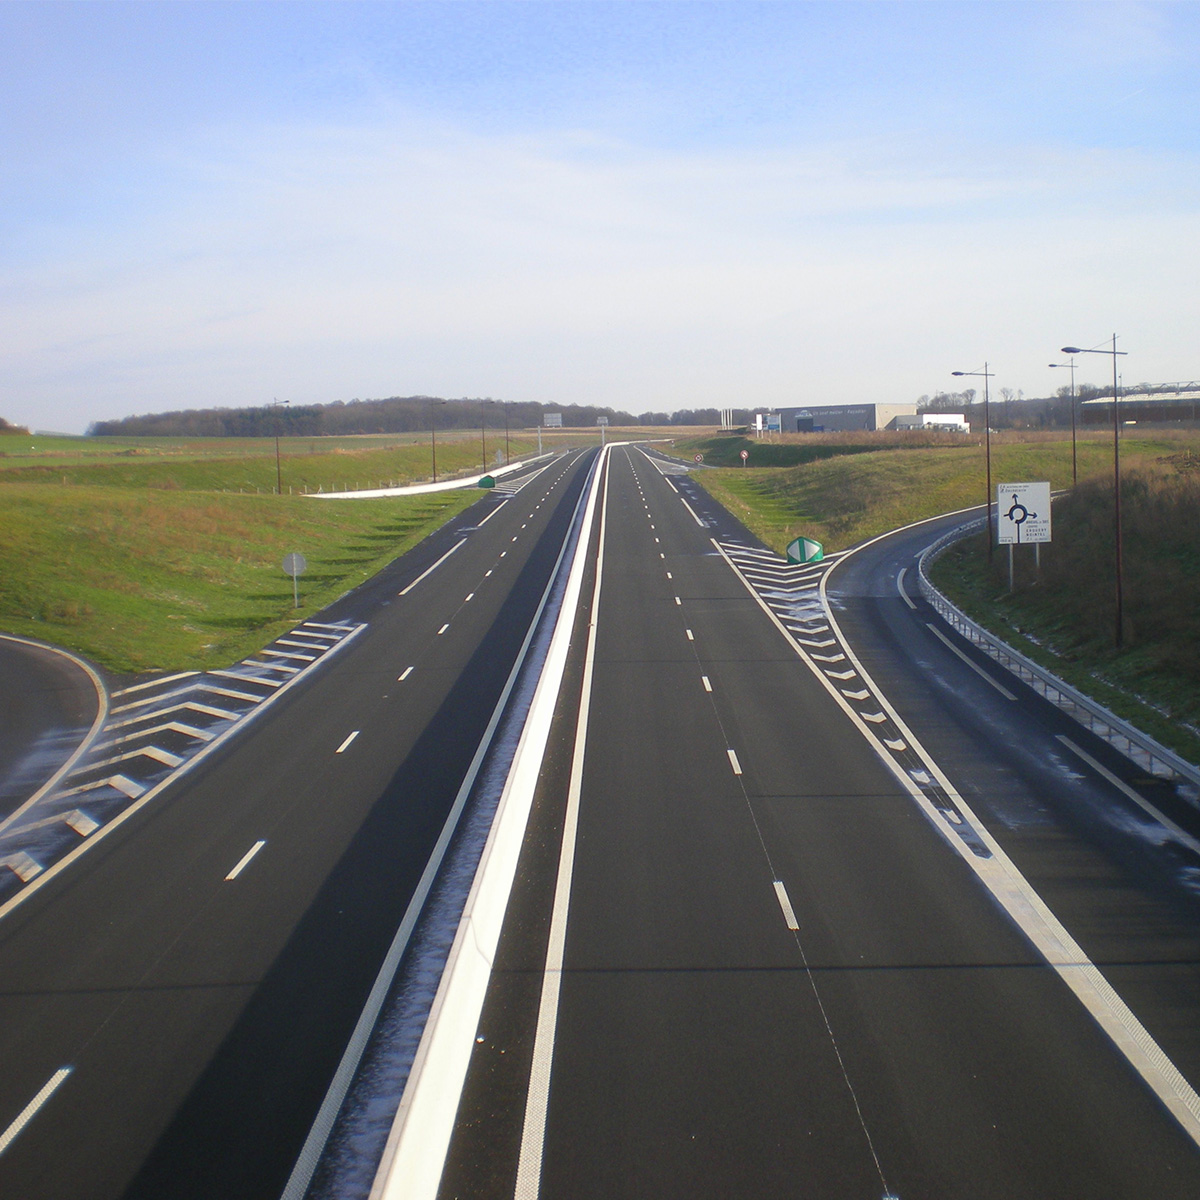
[438,447,1200,1199]
[0,449,596,1200]
[0,636,103,822]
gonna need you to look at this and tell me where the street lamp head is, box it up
[1060,346,1083,354]
[951,371,966,377]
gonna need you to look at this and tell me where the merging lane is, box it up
[440,447,1200,1198]
[0,449,596,1200]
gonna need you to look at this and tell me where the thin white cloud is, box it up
[3,112,1198,428]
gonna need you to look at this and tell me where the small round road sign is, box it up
[740,449,749,461]
[693,453,703,463]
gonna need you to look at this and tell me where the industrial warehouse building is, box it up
[759,403,919,433]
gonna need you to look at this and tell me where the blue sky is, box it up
[2,1,1198,432]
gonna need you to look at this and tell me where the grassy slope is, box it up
[691,430,1200,764]
[0,483,478,674]
[0,433,537,492]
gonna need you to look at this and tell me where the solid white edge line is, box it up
[399,540,465,596]
[926,624,1018,700]
[717,532,1200,1146]
[476,502,505,526]
[773,880,800,931]
[225,839,266,881]
[366,447,613,1200]
[0,625,367,926]
[0,1068,72,1156]
[1056,735,1200,856]
[335,731,359,754]
[896,567,917,610]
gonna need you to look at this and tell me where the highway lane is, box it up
[826,511,1200,1127]
[0,449,596,1199]
[439,448,1200,1198]
[0,636,104,822]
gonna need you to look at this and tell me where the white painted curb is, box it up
[308,454,557,499]
[369,445,612,1200]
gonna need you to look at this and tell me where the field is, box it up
[0,430,548,675]
[685,428,1200,765]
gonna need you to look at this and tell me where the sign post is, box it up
[282,552,307,608]
[997,481,1051,590]
[740,449,749,466]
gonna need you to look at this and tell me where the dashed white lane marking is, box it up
[926,624,1017,700]
[512,536,519,543]
[1057,736,1200,854]
[500,551,507,558]
[896,567,918,610]
[0,1067,72,1156]
[686,629,694,640]
[659,553,665,559]
[773,880,800,931]
[674,596,682,606]
[679,495,707,527]
[399,667,414,681]
[727,748,743,775]
[465,593,475,603]
[437,623,450,635]
[701,676,713,692]
[399,540,465,596]
[225,840,267,881]
[485,569,493,577]
[336,731,360,754]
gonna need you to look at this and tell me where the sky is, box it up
[2,1,1198,434]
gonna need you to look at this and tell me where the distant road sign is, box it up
[282,552,307,608]
[786,536,824,564]
[740,449,749,461]
[997,482,1051,544]
[694,454,703,463]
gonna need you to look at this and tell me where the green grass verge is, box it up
[0,432,537,492]
[0,484,479,674]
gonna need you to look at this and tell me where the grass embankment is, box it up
[690,430,1200,765]
[0,431,537,493]
[0,429,507,673]
[931,462,1200,763]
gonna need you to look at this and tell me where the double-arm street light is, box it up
[271,398,289,495]
[1060,335,1129,647]
[952,363,995,560]
[1048,357,1079,484]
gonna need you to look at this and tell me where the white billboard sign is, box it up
[997,481,1051,544]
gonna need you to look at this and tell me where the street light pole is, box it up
[1048,357,1078,484]
[429,398,445,482]
[1061,336,1128,647]
[271,398,289,494]
[952,364,995,560]
[503,401,510,464]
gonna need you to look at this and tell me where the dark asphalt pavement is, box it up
[439,450,1200,1199]
[0,451,596,1200]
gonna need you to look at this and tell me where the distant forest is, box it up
[88,396,753,438]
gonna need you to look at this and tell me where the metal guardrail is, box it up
[917,519,1200,792]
